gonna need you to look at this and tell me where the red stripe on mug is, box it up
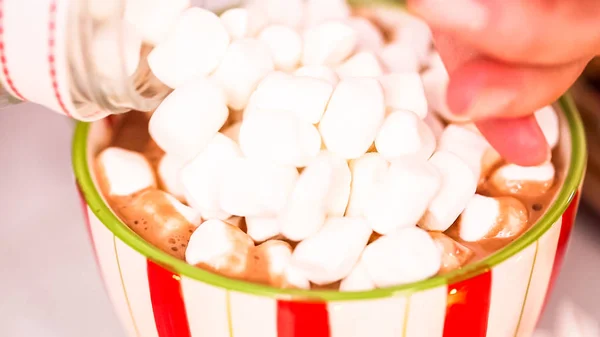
[0,0,26,101]
[48,0,71,117]
[443,270,493,337]
[543,191,580,308]
[147,261,192,337]
[277,300,331,337]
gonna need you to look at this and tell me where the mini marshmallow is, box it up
[535,105,560,149]
[336,51,384,79]
[212,39,274,110]
[489,162,556,198]
[319,78,386,159]
[245,216,280,243]
[291,217,372,285]
[119,189,201,259]
[92,21,141,80]
[302,21,357,66]
[148,77,229,160]
[246,240,293,286]
[303,0,350,28]
[362,227,441,287]
[279,152,334,241]
[220,158,299,217]
[428,232,474,274]
[239,110,321,167]
[180,133,242,220]
[220,7,267,40]
[222,121,242,143]
[346,153,389,217]
[346,17,384,52]
[379,43,420,73]
[124,0,189,45]
[186,219,254,279]
[319,151,351,216]
[147,8,230,88]
[157,152,187,202]
[96,147,156,197]
[339,259,376,292]
[280,264,311,290]
[421,66,470,123]
[379,73,428,119]
[420,151,478,232]
[258,25,302,71]
[375,110,436,161]
[457,194,529,242]
[365,157,441,234]
[245,73,334,124]
[437,124,491,179]
[294,65,339,85]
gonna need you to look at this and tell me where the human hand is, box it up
[407,0,600,165]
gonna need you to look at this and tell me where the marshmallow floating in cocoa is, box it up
[457,194,529,242]
[488,162,556,198]
[119,189,201,259]
[362,227,440,287]
[291,217,372,285]
[157,152,186,202]
[96,147,156,198]
[186,219,254,279]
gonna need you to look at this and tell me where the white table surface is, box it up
[1,103,599,337]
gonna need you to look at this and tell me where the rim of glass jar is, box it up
[72,93,586,301]
[65,0,168,119]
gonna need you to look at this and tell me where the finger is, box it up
[446,57,588,119]
[476,115,550,166]
[408,0,600,65]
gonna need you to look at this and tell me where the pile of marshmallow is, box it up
[95,0,561,291]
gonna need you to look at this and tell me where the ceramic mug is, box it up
[73,91,586,337]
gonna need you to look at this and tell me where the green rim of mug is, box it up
[72,92,586,302]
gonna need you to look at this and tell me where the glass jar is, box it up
[0,0,181,120]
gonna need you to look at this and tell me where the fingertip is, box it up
[476,115,550,167]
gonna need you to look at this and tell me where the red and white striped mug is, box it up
[73,94,586,337]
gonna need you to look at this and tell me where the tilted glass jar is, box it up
[0,0,170,120]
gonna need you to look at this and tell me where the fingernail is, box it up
[460,89,518,119]
[410,0,488,31]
